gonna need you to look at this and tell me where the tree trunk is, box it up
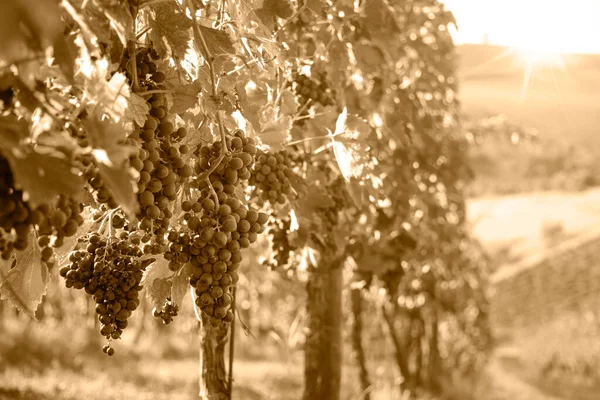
[427,302,441,392]
[382,304,410,393]
[303,255,344,400]
[350,287,371,400]
[199,316,229,400]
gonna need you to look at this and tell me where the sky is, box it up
[442,0,600,54]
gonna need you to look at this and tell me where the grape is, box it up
[61,233,149,354]
[293,73,335,107]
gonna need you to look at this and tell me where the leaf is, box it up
[124,93,150,127]
[148,3,192,59]
[84,111,138,218]
[147,277,171,308]
[0,240,49,320]
[265,0,295,19]
[141,258,171,287]
[170,81,202,115]
[294,186,335,221]
[52,35,77,83]
[259,115,292,151]
[0,0,64,65]
[98,0,134,46]
[280,89,299,115]
[171,262,194,308]
[3,146,84,209]
[198,26,236,57]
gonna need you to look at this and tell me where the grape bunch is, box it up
[293,73,335,107]
[178,129,270,327]
[152,297,179,325]
[250,149,303,205]
[123,46,193,249]
[59,232,149,354]
[0,154,83,265]
[262,214,298,269]
[0,155,36,260]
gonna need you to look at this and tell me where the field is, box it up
[462,44,600,399]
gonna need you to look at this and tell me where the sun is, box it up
[512,47,566,69]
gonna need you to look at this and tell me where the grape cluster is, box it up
[293,74,335,107]
[59,232,148,353]
[0,155,83,264]
[0,155,36,260]
[152,297,179,325]
[263,214,297,269]
[250,149,300,205]
[36,195,85,266]
[124,46,193,249]
[178,129,269,326]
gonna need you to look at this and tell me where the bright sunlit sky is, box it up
[443,0,600,54]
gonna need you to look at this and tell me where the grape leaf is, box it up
[148,3,192,59]
[280,89,299,115]
[171,262,194,308]
[198,26,236,57]
[98,0,134,46]
[0,240,49,320]
[264,0,295,19]
[123,93,150,127]
[170,81,203,115]
[147,277,172,308]
[294,186,335,221]
[259,115,292,151]
[141,258,171,287]
[3,145,84,209]
[0,0,64,65]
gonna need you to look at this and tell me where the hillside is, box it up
[457,44,600,146]
[458,44,600,260]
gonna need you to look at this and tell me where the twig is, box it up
[127,40,141,92]
[136,26,152,40]
[274,3,308,35]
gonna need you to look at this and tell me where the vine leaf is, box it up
[141,258,171,287]
[170,81,203,115]
[99,0,134,46]
[294,186,335,221]
[124,93,150,127]
[148,3,192,58]
[0,0,64,65]
[171,263,194,308]
[259,116,292,150]
[3,145,84,209]
[198,26,235,57]
[147,277,171,308]
[84,111,138,218]
[0,239,49,320]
